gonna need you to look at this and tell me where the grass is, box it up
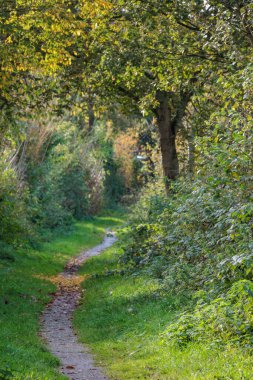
[0,212,125,380]
[74,243,253,380]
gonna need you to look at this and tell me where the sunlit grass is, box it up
[75,244,253,380]
[0,213,125,379]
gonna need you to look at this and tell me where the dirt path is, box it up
[41,231,117,380]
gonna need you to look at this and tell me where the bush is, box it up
[120,166,252,349]
[59,162,89,219]
[0,242,16,261]
[0,118,129,250]
[121,175,252,295]
[166,280,253,349]
[0,162,31,247]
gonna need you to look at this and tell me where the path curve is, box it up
[41,231,117,380]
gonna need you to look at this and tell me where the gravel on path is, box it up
[41,232,117,380]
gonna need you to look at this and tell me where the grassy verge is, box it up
[0,212,125,380]
[74,243,253,380]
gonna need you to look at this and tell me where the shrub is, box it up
[166,280,253,349]
[0,163,31,247]
[0,242,16,261]
[121,168,252,349]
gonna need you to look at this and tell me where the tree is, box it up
[0,0,84,138]
[69,0,225,189]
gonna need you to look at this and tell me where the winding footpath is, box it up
[41,231,117,380]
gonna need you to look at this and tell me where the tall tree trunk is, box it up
[155,90,193,190]
[155,91,179,189]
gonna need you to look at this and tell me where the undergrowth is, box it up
[74,169,253,379]
[119,174,253,351]
[75,242,253,379]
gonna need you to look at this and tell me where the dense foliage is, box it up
[0,0,252,377]
[120,111,253,350]
[0,117,129,254]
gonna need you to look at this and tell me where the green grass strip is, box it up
[74,244,253,380]
[0,212,125,380]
